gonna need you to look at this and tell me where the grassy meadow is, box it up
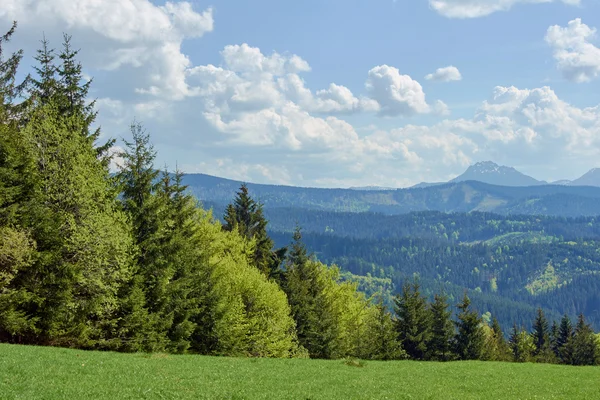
[1,343,599,399]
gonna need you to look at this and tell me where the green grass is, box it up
[1,344,599,399]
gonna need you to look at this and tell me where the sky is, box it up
[2,0,600,188]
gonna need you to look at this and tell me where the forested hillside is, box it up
[188,174,600,217]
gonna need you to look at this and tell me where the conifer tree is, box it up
[557,314,574,365]
[283,227,337,358]
[223,184,286,279]
[0,33,137,347]
[509,324,532,362]
[550,320,560,356]
[531,308,556,363]
[394,281,431,360]
[490,317,511,361]
[453,293,485,360]
[364,296,405,360]
[428,293,454,361]
[572,314,599,366]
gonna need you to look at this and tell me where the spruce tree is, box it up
[0,34,137,347]
[557,314,574,365]
[283,227,337,358]
[394,281,431,360]
[491,317,511,361]
[365,296,405,360]
[572,314,599,366]
[453,293,485,360]
[428,293,454,361]
[509,324,532,362]
[531,308,555,363]
[117,122,172,350]
[223,184,285,279]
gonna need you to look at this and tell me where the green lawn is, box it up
[1,343,598,399]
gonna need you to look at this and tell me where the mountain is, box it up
[183,173,600,217]
[450,161,544,187]
[349,186,395,191]
[551,180,572,186]
[570,168,600,187]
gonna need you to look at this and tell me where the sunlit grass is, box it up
[1,343,598,399]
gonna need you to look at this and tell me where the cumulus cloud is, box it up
[429,0,580,19]
[425,66,462,82]
[365,65,432,117]
[1,0,214,100]
[546,18,600,83]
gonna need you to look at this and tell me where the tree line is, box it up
[394,282,599,365]
[1,25,598,364]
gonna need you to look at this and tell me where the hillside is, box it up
[2,344,599,400]
[185,173,600,217]
[251,210,600,330]
[570,168,600,187]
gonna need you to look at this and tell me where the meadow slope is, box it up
[1,344,599,399]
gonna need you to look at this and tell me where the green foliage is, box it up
[557,315,574,365]
[223,184,286,279]
[572,314,599,366]
[394,281,432,360]
[453,294,485,360]
[509,325,534,362]
[428,293,454,361]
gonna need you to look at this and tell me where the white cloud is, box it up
[425,66,462,82]
[429,0,580,19]
[365,65,432,117]
[1,0,214,100]
[546,19,600,83]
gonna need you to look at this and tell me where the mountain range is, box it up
[412,161,600,188]
[183,174,600,218]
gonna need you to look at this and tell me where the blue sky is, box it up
[3,0,600,187]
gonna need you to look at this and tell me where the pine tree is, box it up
[491,317,511,361]
[550,320,560,357]
[557,314,574,365]
[509,324,532,362]
[282,228,337,358]
[223,184,285,279]
[428,293,454,361]
[572,314,599,366]
[117,122,171,350]
[394,281,431,360]
[364,296,405,360]
[531,308,555,363]
[453,293,485,360]
[0,34,137,347]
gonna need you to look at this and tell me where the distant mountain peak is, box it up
[451,161,543,187]
[570,168,600,187]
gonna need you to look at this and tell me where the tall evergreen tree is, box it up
[453,293,485,360]
[283,227,336,358]
[557,314,574,365]
[572,314,599,366]
[223,184,286,279]
[428,293,454,361]
[491,317,511,361]
[394,281,431,360]
[531,308,555,363]
[509,324,532,362]
[0,34,137,347]
[364,296,405,360]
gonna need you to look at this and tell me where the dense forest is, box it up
[0,25,598,365]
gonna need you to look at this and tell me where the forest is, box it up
[0,24,599,365]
